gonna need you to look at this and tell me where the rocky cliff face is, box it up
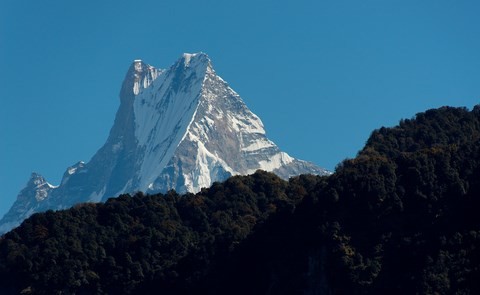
[0,53,328,233]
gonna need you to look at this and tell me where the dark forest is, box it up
[1,106,480,294]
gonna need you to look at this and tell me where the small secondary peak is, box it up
[122,59,163,96]
[133,59,145,72]
[29,172,46,182]
[67,161,86,175]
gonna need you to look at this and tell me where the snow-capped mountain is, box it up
[0,53,329,234]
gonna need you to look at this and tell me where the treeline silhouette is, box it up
[1,106,480,294]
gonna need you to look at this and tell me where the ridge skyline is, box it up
[2,0,479,219]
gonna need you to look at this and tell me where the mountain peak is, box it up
[0,53,328,234]
[168,52,212,80]
[181,52,210,67]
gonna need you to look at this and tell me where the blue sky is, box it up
[1,0,479,217]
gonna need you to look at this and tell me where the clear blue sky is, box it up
[1,0,479,217]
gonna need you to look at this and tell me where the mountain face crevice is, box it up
[0,52,328,234]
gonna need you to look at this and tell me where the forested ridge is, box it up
[1,105,480,294]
